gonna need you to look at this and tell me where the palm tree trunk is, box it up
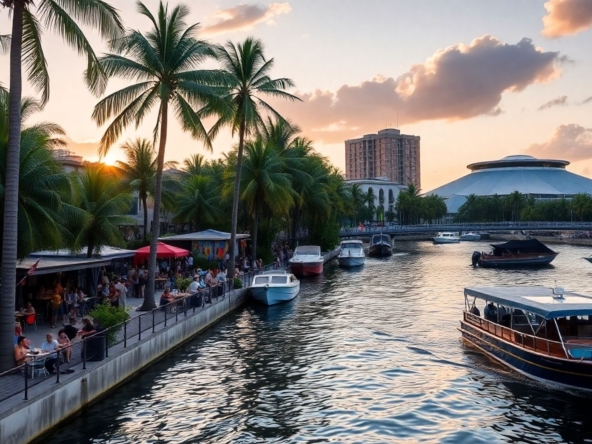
[140,99,168,311]
[227,119,246,281]
[142,195,148,240]
[251,207,260,266]
[0,1,24,371]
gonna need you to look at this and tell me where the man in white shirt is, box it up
[114,277,127,308]
[188,255,193,271]
[40,333,60,373]
[189,275,200,294]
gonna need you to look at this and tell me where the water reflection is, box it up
[48,240,592,443]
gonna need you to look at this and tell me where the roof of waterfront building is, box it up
[160,229,249,242]
[426,155,592,213]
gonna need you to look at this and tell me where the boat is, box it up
[368,233,392,257]
[433,232,460,244]
[471,239,558,268]
[460,232,481,241]
[584,257,592,265]
[460,285,592,391]
[337,240,366,267]
[250,271,300,305]
[289,245,324,276]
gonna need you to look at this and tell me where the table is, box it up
[155,278,168,290]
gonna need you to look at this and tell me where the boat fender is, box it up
[471,251,481,267]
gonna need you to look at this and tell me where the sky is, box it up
[1,0,592,191]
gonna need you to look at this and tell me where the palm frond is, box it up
[22,9,50,105]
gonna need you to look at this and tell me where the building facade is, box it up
[345,128,421,188]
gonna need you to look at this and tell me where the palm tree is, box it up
[204,37,300,280]
[116,138,157,241]
[0,0,122,371]
[507,191,525,222]
[182,153,206,177]
[92,1,221,310]
[174,175,222,231]
[349,183,366,225]
[74,165,134,258]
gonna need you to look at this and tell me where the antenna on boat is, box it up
[553,280,565,298]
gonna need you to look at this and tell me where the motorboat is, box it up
[460,285,592,391]
[460,232,481,241]
[368,233,392,257]
[250,271,300,305]
[584,257,592,265]
[433,232,460,244]
[289,245,324,276]
[471,239,558,268]
[338,240,366,267]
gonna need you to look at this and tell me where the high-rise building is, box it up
[345,128,421,188]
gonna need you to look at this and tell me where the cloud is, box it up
[582,96,592,105]
[538,95,568,110]
[202,3,291,35]
[542,0,592,38]
[525,124,592,161]
[272,36,563,143]
[63,136,100,159]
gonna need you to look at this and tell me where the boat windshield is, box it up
[271,276,288,284]
[372,235,390,244]
[254,276,269,285]
[342,242,362,249]
[294,246,321,256]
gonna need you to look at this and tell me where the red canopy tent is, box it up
[134,242,189,265]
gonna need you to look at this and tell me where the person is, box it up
[470,304,480,316]
[139,268,146,298]
[160,288,175,306]
[114,277,127,308]
[108,283,120,308]
[64,317,79,340]
[23,302,35,315]
[189,275,200,294]
[57,329,72,362]
[14,323,23,346]
[188,255,194,271]
[65,288,77,323]
[77,317,96,339]
[50,292,62,328]
[40,333,61,374]
[14,336,30,366]
[76,288,86,316]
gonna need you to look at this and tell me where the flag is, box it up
[27,258,40,276]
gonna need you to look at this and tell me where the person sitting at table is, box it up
[77,317,96,339]
[64,317,78,340]
[57,329,72,363]
[40,333,61,374]
[189,275,200,294]
[14,336,30,366]
[50,292,62,328]
[14,323,23,346]
[160,288,175,306]
[23,302,36,315]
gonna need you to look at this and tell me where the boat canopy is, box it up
[465,286,592,320]
[490,239,556,255]
[294,245,321,255]
[372,234,390,243]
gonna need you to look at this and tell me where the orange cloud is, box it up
[202,3,291,35]
[273,36,563,143]
[542,0,592,38]
[525,124,592,160]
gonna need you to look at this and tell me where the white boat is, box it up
[433,232,460,244]
[460,232,481,241]
[338,240,366,267]
[289,245,324,276]
[250,271,300,305]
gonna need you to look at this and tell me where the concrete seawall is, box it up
[0,289,248,444]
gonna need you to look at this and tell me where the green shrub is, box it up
[233,278,243,289]
[89,303,130,346]
[175,277,192,292]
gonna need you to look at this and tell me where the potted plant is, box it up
[88,303,130,346]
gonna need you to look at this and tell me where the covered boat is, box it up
[250,271,300,305]
[338,240,366,267]
[368,233,392,257]
[289,245,323,276]
[460,286,592,391]
[472,239,558,267]
[433,232,460,244]
[460,232,481,241]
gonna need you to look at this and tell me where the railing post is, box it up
[175,303,178,323]
[138,316,142,341]
[24,363,29,400]
[124,320,127,348]
[165,306,168,327]
[83,338,87,370]
[153,310,156,333]
[56,353,60,383]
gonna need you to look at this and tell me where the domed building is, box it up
[426,155,592,213]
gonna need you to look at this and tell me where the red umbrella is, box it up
[134,242,189,265]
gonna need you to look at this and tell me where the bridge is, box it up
[339,221,592,237]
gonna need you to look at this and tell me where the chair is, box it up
[24,314,37,332]
[29,357,48,379]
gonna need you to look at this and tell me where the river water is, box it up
[48,241,592,443]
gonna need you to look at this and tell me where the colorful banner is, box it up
[192,240,228,260]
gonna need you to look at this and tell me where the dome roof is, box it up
[426,154,592,213]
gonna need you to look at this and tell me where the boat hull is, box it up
[250,283,300,306]
[368,244,392,257]
[460,321,592,391]
[337,255,365,267]
[460,234,481,241]
[433,238,460,244]
[479,254,557,268]
[289,261,323,276]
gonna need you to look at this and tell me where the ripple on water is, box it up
[47,241,592,443]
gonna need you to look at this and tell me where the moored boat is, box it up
[368,233,392,257]
[460,231,481,241]
[289,245,324,276]
[338,240,365,267]
[250,271,300,305]
[433,232,460,244]
[471,239,558,268]
[460,285,592,391]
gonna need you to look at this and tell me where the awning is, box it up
[134,242,189,265]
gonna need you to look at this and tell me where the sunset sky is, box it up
[1,0,592,191]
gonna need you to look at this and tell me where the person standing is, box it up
[115,277,127,308]
[188,255,194,272]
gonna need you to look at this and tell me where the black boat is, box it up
[471,239,558,268]
[368,233,392,257]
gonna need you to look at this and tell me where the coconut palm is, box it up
[174,175,222,231]
[349,183,366,225]
[92,1,221,310]
[203,37,300,280]
[74,164,134,258]
[0,0,122,371]
[182,153,206,177]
